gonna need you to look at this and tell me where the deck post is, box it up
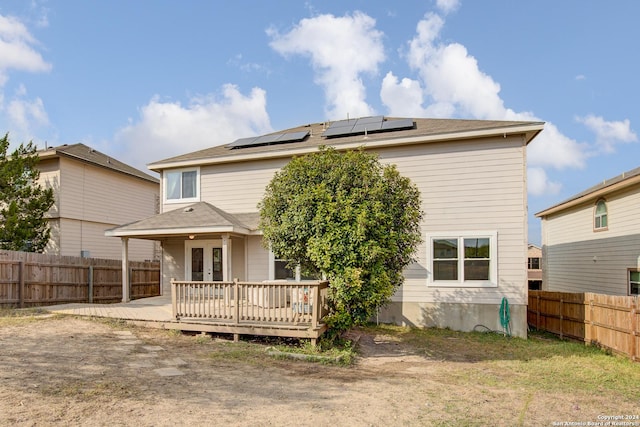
[171,278,177,319]
[222,234,231,282]
[121,237,130,302]
[234,278,240,325]
[311,283,319,331]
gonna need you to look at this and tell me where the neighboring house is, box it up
[107,116,544,337]
[527,244,542,290]
[37,143,160,261]
[536,166,640,296]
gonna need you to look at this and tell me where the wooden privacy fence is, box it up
[0,250,160,307]
[528,290,639,362]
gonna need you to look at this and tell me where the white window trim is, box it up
[629,269,640,296]
[427,231,498,288]
[184,239,222,281]
[268,250,313,282]
[163,167,200,204]
[594,199,608,231]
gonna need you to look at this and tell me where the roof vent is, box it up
[183,207,194,213]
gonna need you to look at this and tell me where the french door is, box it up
[185,240,223,281]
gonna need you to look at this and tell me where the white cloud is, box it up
[380,72,427,117]
[436,0,460,14]
[526,122,588,170]
[0,83,50,146]
[112,84,272,170]
[0,14,51,84]
[576,114,637,153]
[0,14,51,147]
[268,11,385,120]
[527,167,561,196]
[379,9,594,196]
[7,95,48,130]
[406,12,508,120]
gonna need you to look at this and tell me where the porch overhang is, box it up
[105,225,258,239]
[105,202,262,240]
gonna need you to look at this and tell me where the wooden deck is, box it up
[44,280,331,345]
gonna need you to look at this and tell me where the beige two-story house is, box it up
[38,143,159,261]
[536,166,640,296]
[107,116,544,337]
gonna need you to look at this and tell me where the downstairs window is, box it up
[428,232,498,287]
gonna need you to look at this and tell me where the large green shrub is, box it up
[259,147,422,332]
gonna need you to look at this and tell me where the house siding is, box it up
[38,156,159,261]
[162,238,186,295]
[374,136,528,307]
[58,157,157,225]
[231,236,246,281]
[57,218,153,260]
[246,235,269,282]
[199,158,289,213]
[541,184,640,295]
[157,133,530,336]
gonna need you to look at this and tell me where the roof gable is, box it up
[105,202,260,238]
[40,143,159,184]
[536,165,640,217]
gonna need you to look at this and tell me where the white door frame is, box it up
[185,239,222,281]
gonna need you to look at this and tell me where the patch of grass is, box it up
[0,307,56,326]
[359,323,640,400]
[206,340,268,364]
[39,379,139,400]
[268,337,356,365]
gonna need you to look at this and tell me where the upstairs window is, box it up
[594,199,608,230]
[428,232,497,287]
[165,168,199,202]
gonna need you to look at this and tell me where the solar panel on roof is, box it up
[356,115,384,124]
[253,134,282,144]
[226,130,310,149]
[351,121,382,134]
[381,118,414,131]
[278,131,309,142]
[226,137,256,148]
[323,116,414,138]
[322,125,353,138]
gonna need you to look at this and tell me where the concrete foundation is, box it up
[376,302,527,338]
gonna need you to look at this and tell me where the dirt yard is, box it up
[1,314,638,426]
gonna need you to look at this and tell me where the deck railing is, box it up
[171,279,330,337]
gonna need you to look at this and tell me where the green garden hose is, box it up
[499,297,511,336]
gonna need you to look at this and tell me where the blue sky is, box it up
[1,0,638,245]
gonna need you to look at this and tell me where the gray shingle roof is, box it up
[148,117,543,169]
[42,143,159,183]
[106,202,260,237]
[536,165,640,216]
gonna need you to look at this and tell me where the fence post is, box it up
[584,297,593,344]
[88,265,94,303]
[630,297,637,362]
[129,266,133,300]
[536,293,540,330]
[18,260,25,308]
[559,298,564,340]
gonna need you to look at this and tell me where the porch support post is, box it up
[121,237,130,302]
[222,234,231,281]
